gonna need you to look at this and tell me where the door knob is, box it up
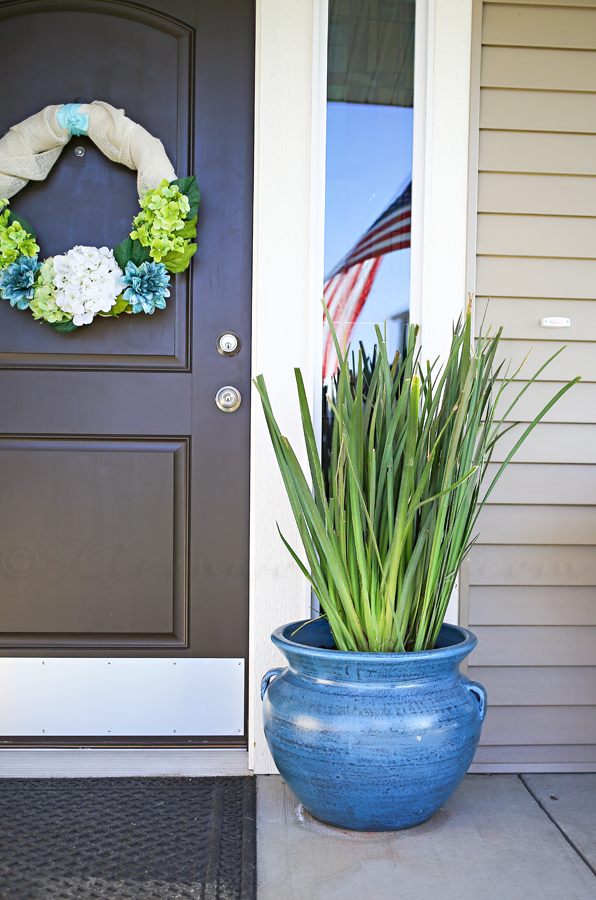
[215,386,242,412]
[217,331,241,356]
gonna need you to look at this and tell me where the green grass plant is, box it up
[254,301,579,653]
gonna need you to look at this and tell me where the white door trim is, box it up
[411,0,476,626]
[249,0,476,773]
[410,0,475,364]
[248,0,329,775]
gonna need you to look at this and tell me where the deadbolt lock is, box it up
[215,386,242,413]
[217,331,241,356]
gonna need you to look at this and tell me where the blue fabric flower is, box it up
[0,255,41,310]
[119,260,171,314]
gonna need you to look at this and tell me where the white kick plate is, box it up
[0,658,244,736]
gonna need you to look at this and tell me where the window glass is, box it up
[323,0,415,380]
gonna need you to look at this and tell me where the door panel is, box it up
[0,1,191,368]
[0,0,254,745]
[0,439,187,645]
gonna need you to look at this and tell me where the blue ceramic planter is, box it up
[261,618,487,832]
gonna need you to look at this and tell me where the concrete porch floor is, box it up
[257,774,596,899]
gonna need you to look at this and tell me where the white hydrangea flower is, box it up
[53,246,123,326]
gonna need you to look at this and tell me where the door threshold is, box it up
[0,748,250,778]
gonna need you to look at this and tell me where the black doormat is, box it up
[0,776,256,900]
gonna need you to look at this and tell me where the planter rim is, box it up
[272,618,477,663]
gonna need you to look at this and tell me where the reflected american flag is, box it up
[323,182,411,381]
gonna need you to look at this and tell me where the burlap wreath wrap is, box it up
[0,101,176,199]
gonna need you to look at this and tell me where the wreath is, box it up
[0,101,199,331]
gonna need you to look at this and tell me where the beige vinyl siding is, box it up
[470,588,596,624]
[482,47,596,91]
[493,343,595,380]
[489,423,596,463]
[477,298,596,337]
[473,745,596,773]
[483,3,596,47]
[481,707,596,743]
[471,546,596,587]
[492,0,596,7]
[470,0,596,772]
[477,508,596,545]
[479,173,596,215]
[494,380,596,422]
[480,131,596,174]
[471,665,596,700]
[479,464,596,504]
[477,256,596,298]
[477,215,596,258]
[480,90,596,133]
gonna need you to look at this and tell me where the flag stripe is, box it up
[323,259,381,381]
[326,182,411,281]
[322,181,412,381]
[356,210,411,249]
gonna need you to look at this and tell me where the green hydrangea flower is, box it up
[130,179,191,263]
[0,202,40,268]
[29,259,73,324]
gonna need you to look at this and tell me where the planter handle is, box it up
[466,681,487,722]
[261,667,284,701]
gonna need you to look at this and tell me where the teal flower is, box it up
[119,260,170,314]
[0,255,41,309]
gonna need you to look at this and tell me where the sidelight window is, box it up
[323,0,415,382]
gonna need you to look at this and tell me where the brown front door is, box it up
[0,0,254,746]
